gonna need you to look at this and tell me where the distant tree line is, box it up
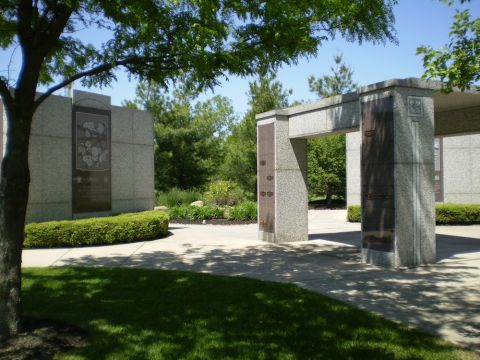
[125,53,356,202]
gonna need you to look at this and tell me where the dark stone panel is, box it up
[258,123,275,233]
[361,97,394,252]
[0,101,3,162]
[72,106,111,213]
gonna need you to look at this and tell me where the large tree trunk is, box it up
[0,107,32,338]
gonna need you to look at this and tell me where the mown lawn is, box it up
[23,267,476,360]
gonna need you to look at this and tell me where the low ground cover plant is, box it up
[168,205,224,220]
[24,211,169,248]
[347,204,480,225]
[20,267,476,360]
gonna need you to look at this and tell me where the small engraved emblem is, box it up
[267,175,273,181]
[267,191,273,197]
[260,191,266,197]
[408,96,423,117]
[260,160,266,166]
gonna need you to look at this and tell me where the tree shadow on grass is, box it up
[22,267,477,360]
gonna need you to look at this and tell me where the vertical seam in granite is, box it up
[412,119,420,266]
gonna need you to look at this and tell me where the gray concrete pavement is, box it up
[22,210,480,351]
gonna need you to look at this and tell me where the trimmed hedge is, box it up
[436,204,480,225]
[347,205,362,222]
[168,205,224,220]
[227,201,257,221]
[24,211,169,248]
[347,204,480,225]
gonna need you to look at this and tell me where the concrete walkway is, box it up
[23,210,480,351]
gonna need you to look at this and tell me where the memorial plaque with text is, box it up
[258,123,275,232]
[0,101,3,162]
[72,106,111,213]
[361,97,394,252]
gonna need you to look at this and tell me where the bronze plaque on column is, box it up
[258,123,275,232]
[361,97,394,252]
[434,138,443,202]
[0,101,3,162]
[72,106,111,213]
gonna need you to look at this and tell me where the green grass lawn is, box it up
[23,267,476,360]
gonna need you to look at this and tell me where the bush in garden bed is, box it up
[24,211,169,248]
[227,201,257,221]
[347,205,361,222]
[203,180,244,206]
[155,188,202,207]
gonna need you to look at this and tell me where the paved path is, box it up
[23,210,480,351]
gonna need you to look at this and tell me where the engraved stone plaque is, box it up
[408,96,423,117]
[72,106,111,213]
[361,97,394,252]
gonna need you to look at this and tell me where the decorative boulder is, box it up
[154,206,168,211]
[190,200,204,207]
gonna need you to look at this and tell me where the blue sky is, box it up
[1,0,479,116]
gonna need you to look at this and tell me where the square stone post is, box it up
[257,111,308,243]
[360,87,436,268]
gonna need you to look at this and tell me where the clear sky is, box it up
[1,0,479,117]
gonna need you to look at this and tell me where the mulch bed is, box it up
[0,317,86,360]
[170,219,257,225]
[308,199,346,210]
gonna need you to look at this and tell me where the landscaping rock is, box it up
[154,206,168,211]
[190,200,204,207]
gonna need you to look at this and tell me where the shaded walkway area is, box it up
[23,210,480,351]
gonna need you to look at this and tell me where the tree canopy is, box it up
[0,0,397,111]
[307,53,357,203]
[417,0,479,92]
[308,51,358,98]
[0,0,398,338]
[220,74,291,196]
[125,81,236,190]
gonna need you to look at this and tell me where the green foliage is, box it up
[417,1,479,92]
[308,134,346,202]
[1,0,397,102]
[168,205,224,220]
[227,201,258,221]
[155,188,202,207]
[221,74,291,196]
[24,211,169,248]
[203,180,244,206]
[347,205,362,222]
[347,204,480,224]
[307,53,356,202]
[308,52,358,98]
[126,81,237,190]
[22,267,476,359]
[436,204,480,224]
